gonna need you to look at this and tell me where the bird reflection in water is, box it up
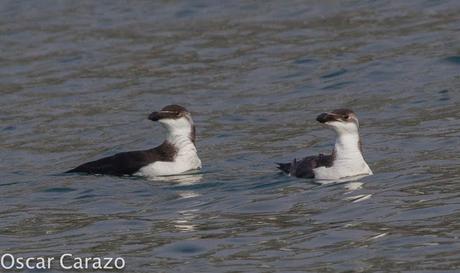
[147,172,203,232]
[315,174,373,203]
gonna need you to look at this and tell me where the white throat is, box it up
[334,132,363,162]
[160,116,196,149]
[162,117,200,169]
[166,125,195,153]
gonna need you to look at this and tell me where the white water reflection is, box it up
[344,193,373,203]
[146,173,203,232]
[148,173,203,200]
[146,172,203,185]
[314,174,374,203]
[344,182,364,191]
[315,174,371,186]
[173,209,199,232]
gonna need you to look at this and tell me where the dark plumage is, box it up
[66,142,176,176]
[277,153,334,178]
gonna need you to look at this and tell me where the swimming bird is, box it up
[66,105,202,177]
[277,109,372,180]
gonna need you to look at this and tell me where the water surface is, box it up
[2,1,460,272]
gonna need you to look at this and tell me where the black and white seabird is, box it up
[277,109,373,180]
[66,105,202,177]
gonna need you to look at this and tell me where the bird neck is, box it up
[165,125,197,155]
[333,132,363,162]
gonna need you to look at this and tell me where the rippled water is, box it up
[2,1,460,272]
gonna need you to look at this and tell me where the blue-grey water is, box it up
[2,1,460,272]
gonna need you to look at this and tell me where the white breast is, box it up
[135,135,201,178]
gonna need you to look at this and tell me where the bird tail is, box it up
[65,166,82,173]
[276,162,291,173]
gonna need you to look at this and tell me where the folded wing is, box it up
[66,149,163,176]
[276,154,334,178]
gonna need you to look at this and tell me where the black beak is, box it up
[148,111,161,121]
[316,113,339,123]
[148,110,180,121]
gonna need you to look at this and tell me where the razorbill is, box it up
[66,105,202,177]
[277,109,373,180]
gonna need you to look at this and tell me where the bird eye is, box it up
[343,115,349,119]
